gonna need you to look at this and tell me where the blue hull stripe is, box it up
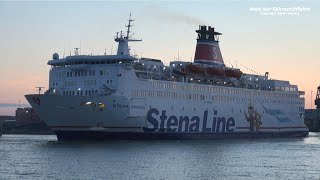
[55,131,309,141]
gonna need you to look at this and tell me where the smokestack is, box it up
[194,25,224,66]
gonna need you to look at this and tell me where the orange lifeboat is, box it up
[185,64,206,74]
[206,67,225,76]
[225,68,242,79]
[173,68,189,75]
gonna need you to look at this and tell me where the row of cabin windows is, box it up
[66,70,95,77]
[56,79,112,88]
[51,59,125,68]
[137,81,299,99]
[131,90,303,105]
[68,59,123,65]
[63,80,96,87]
[60,79,112,87]
[63,89,98,96]
[60,70,109,78]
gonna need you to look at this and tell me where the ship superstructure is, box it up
[25,15,308,140]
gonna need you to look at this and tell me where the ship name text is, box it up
[143,108,236,133]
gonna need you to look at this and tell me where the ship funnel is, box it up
[194,25,224,66]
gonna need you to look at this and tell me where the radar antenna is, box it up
[35,87,45,95]
[74,48,80,56]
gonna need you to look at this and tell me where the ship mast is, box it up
[114,13,141,56]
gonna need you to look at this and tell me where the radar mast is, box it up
[114,13,141,56]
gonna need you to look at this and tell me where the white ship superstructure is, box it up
[26,15,308,140]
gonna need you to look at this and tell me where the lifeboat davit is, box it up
[225,68,242,79]
[206,67,225,76]
[185,64,205,74]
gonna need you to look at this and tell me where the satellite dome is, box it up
[53,53,59,60]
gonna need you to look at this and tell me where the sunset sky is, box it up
[0,0,319,115]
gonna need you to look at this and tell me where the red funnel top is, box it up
[194,26,224,65]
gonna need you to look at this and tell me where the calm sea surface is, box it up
[1,133,320,180]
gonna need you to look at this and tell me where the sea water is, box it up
[0,133,319,179]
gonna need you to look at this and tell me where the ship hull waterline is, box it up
[25,94,309,141]
[55,131,308,141]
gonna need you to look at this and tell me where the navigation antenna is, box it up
[35,87,45,95]
[126,13,133,39]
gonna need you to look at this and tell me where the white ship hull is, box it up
[25,93,308,140]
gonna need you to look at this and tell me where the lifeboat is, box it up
[185,64,206,74]
[206,67,225,76]
[172,68,189,75]
[225,68,243,79]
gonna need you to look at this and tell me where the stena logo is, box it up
[143,108,235,133]
[212,46,218,60]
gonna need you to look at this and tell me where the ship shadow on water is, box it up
[41,134,314,148]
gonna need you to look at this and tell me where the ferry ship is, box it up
[25,15,308,140]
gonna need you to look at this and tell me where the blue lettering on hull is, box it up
[143,108,236,133]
